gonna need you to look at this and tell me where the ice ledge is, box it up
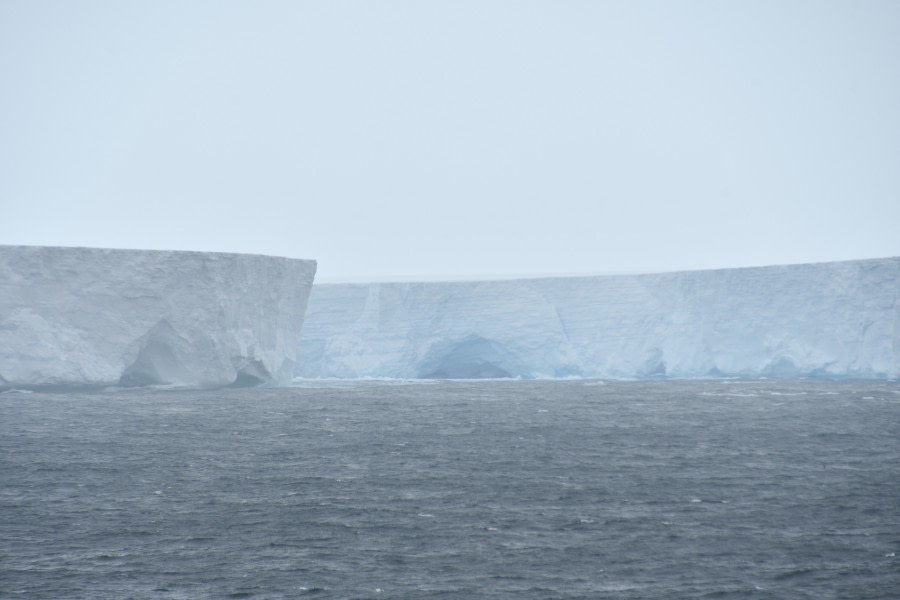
[0,245,317,390]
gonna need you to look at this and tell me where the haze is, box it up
[2,1,898,282]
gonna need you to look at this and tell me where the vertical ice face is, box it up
[296,258,899,379]
[0,246,317,389]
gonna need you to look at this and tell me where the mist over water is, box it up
[2,380,899,599]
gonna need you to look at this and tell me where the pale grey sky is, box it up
[2,0,898,281]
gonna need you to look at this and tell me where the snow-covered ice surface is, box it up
[296,258,899,380]
[0,246,317,390]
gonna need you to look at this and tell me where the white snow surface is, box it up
[0,246,317,389]
[296,258,899,380]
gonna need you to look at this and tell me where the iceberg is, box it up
[296,258,899,380]
[0,246,317,389]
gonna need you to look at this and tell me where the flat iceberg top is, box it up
[0,245,317,390]
[296,257,900,380]
[0,244,312,262]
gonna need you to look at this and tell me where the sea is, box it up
[1,379,898,599]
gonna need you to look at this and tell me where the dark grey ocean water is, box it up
[1,380,899,599]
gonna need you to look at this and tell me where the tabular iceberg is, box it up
[0,246,317,390]
[296,258,899,380]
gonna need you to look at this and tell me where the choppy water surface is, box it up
[2,380,899,599]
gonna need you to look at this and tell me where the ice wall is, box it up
[296,258,899,380]
[0,246,317,389]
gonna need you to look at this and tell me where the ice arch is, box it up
[417,335,521,379]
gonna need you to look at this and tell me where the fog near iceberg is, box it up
[2,1,899,280]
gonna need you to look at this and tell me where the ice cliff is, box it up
[0,246,317,389]
[296,258,899,380]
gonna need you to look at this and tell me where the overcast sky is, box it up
[2,1,898,281]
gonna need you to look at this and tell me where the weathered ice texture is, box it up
[0,246,317,389]
[296,258,899,380]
